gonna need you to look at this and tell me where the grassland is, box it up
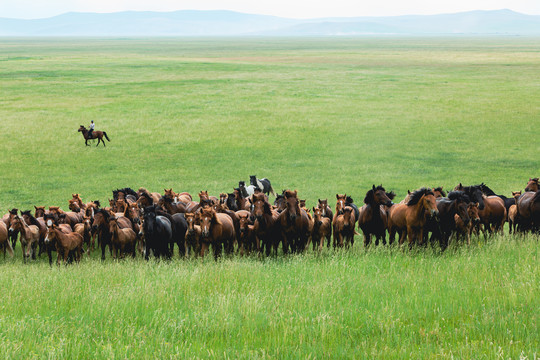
[0,37,539,358]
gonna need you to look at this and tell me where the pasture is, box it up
[0,37,539,358]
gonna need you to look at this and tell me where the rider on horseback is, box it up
[88,120,95,139]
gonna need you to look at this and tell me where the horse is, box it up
[78,125,110,147]
[44,222,83,265]
[279,190,311,254]
[516,190,540,233]
[233,188,251,211]
[109,217,137,259]
[333,206,356,249]
[508,191,522,234]
[251,193,281,256]
[71,193,86,209]
[2,208,19,250]
[236,210,256,255]
[21,210,47,257]
[92,209,132,260]
[113,188,138,204]
[0,222,14,258]
[184,213,201,257]
[357,185,394,247]
[225,192,239,212]
[250,175,275,197]
[42,214,73,265]
[425,191,470,250]
[73,216,94,254]
[477,195,507,237]
[316,199,333,247]
[388,188,438,247]
[9,215,40,261]
[274,192,287,212]
[455,202,481,245]
[139,205,172,260]
[477,183,516,215]
[158,195,189,214]
[155,210,188,258]
[198,207,235,259]
[311,207,331,251]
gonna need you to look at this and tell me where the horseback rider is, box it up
[88,120,95,139]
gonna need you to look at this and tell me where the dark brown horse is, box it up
[357,185,394,246]
[252,193,281,256]
[78,125,110,146]
[279,190,311,254]
[236,210,256,255]
[455,202,480,245]
[184,213,201,257]
[109,217,137,259]
[10,215,40,261]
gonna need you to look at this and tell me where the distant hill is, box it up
[1,9,539,36]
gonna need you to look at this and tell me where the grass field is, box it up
[0,37,539,358]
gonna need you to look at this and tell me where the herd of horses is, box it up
[1,176,539,265]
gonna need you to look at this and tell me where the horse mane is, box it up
[21,210,41,227]
[448,191,470,203]
[386,191,396,200]
[139,191,153,203]
[433,186,447,197]
[346,196,354,204]
[93,200,101,208]
[9,208,18,215]
[478,183,497,196]
[407,188,434,206]
[364,185,386,205]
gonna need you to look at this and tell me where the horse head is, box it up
[525,178,539,192]
[336,194,347,215]
[284,190,299,221]
[252,193,270,221]
[365,185,393,207]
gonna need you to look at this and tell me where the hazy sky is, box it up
[2,0,540,19]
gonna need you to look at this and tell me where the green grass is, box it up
[0,37,539,358]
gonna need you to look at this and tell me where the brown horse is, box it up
[478,195,506,237]
[137,188,161,204]
[388,188,438,247]
[2,208,19,249]
[10,215,40,261]
[432,187,447,198]
[92,209,132,260]
[0,221,14,258]
[21,210,47,257]
[455,202,480,245]
[252,193,281,256]
[333,207,356,248]
[109,217,137,259]
[198,207,235,259]
[73,216,94,253]
[78,125,110,147]
[71,194,86,209]
[279,190,311,254]
[184,213,201,257]
[311,207,331,251]
[236,210,256,255]
[45,224,83,265]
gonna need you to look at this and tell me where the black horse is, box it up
[426,191,470,250]
[250,175,275,197]
[140,205,172,260]
[358,185,394,246]
[455,184,485,210]
[156,209,188,257]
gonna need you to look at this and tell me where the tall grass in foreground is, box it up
[0,235,537,359]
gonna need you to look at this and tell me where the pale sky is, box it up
[1,0,540,19]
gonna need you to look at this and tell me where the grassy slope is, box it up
[0,37,539,358]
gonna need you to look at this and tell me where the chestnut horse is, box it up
[0,222,14,258]
[198,207,235,259]
[109,217,137,259]
[311,207,331,251]
[9,215,40,261]
[236,210,256,255]
[507,191,521,234]
[525,178,539,192]
[185,213,201,257]
[2,208,19,249]
[388,188,438,247]
[279,190,311,254]
[45,223,83,265]
[78,125,110,146]
[357,185,394,246]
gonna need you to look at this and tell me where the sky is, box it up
[1,0,540,19]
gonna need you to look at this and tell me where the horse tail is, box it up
[103,132,111,142]
[269,184,275,197]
